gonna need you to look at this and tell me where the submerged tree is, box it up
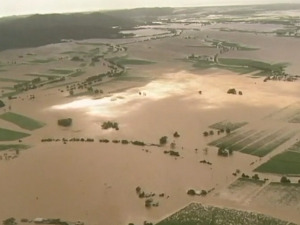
[159,136,168,145]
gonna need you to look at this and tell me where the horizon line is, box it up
[0,2,299,19]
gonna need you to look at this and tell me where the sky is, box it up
[1,0,300,17]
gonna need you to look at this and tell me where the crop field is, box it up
[191,56,288,76]
[0,77,29,83]
[25,74,61,79]
[48,69,74,75]
[218,58,287,74]
[0,144,30,151]
[70,70,85,77]
[228,178,266,190]
[209,129,256,148]
[255,141,300,174]
[0,127,30,141]
[209,129,295,157]
[209,120,248,131]
[156,203,295,225]
[45,81,78,90]
[112,57,155,65]
[266,102,300,123]
[0,112,45,131]
[253,182,300,209]
[1,90,23,98]
[217,178,266,203]
[205,38,259,51]
[29,58,56,64]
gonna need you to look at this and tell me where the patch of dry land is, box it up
[1,5,300,225]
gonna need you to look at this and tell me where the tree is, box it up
[3,218,17,225]
[252,174,260,180]
[203,131,209,137]
[145,198,153,208]
[101,121,119,130]
[227,88,237,95]
[187,189,196,196]
[173,131,180,138]
[200,190,207,196]
[136,186,141,194]
[159,136,168,145]
[58,118,72,127]
[218,148,229,157]
[0,100,5,108]
[280,176,291,183]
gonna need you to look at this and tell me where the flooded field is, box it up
[1,4,300,225]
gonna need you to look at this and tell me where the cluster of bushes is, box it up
[131,141,146,146]
[241,173,260,180]
[99,139,109,143]
[187,189,207,196]
[41,137,148,147]
[71,56,84,62]
[128,221,153,225]
[41,137,94,143]
[232,169,241,176]
[101,121,119,130]
[66,79,103,96]
[200,160,212,165]
[57,118,72,127]
[204,128,231,136]
[164,150,180,157]
[135,186,162,209]
[240,173,269,182]
[3,218,17,225]
[218,147,233,157]
[203,130,215,137]
[227,88,243,95]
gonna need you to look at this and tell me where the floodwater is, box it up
[1,71,300,224]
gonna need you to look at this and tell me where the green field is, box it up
[48,69,74,75]
[1,87,14,90]
[45,81,78,90]
[0,78,29,83]
[206,38,259,51]
[156,203,294,225]
[25,73,61,79]
[1,90,23,98]
[0,112,45,130]
[30,58,56,63]
[191,57,287,76]
[209,129,295,157]
[218,58,287,73]
[113,57,155,65]
[0,127,30,141]
[192,59,258,74]
[70,70,85,77]
[0,144,30,151]
[255,141,300,174]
